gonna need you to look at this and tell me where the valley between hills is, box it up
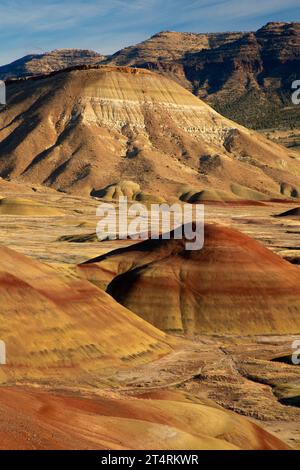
[0,178,299,449]
[0,57,299,450]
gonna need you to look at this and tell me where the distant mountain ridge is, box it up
[0,49,105,79]
[104,29,245,82]
[0,22,299,130]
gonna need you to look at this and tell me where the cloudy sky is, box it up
[0,0,298,65]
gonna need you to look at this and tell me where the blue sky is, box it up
[0,0,298,65]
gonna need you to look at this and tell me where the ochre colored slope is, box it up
[0,245,171,385]
[1,66,300,200]
[79,223,300,335]
[0,197,63,216]
[0,387,290,450]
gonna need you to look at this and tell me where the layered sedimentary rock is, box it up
[104,30,244,90]
[184,22,300,129]
[0,244,170,385]
[79,224,300,335]
[0,388,290,450]
[1,66,300,200]
[106,22,300,129]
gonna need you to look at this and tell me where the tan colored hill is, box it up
[1,66,300,201]
[0,387,290,450]
[0,244,171,386]
[79,223,300,335]
[0,49,104,80]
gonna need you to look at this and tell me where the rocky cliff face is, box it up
[1,65,300,200]
[184,22,300,129]
[106,22,300,129]
[105,30,245,89]
[0,49,105,79]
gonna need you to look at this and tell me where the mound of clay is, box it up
[0,245,170,385]
[230,183,269,201]
[0,388,290,450]
[91,180,165,203]
[180,187,240,203]
[179,186,266,206]
[79,223,300,335]
[274,207,300,219]
[1,66,300,200]
[0,197,63,216]
[91,180,141,200]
